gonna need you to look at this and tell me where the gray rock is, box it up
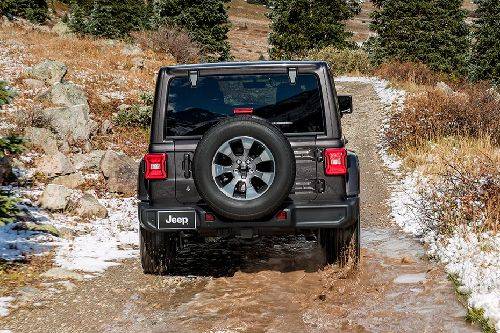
[51,21,71,36]
[49,82,88,107]
[36,151,75,176]
[59,140,70,154]
[69,193,108,218]
[12,222,61,237]
[51,172,85,189]
[39,184,74,210]
[89,119,99,136]
[41,267,84,281]
[24,60,67,85]
[0,156,14,185]
[100,119,112,134]
[71,150,106,170]
[24,127,59,155]
[121,44,142,56]
[42,104,91,143]
[22,78,45,90]
[98,94,111,104]
[436,81,454,95]
[487,87,500,102]
[100,150,138,196]
[132,57,145,70]
[117,104,130,112]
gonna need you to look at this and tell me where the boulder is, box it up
[22,78,45,90]
[100,150,138,195]
[39,184,73,211]
[51,172,85,189]
[49,82,88,107]
[36,151,75,176]
[24,127,59,154]
[24,60,67,85]
[42,104,91,143]
[51,22,71,36]
[69,193,108,219]
[71,150,106,170]
[0,156,15,185]
[436,81,454,95]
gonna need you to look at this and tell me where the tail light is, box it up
[233,107,254,114]
[323,148,347,175]
[144,153,167,180]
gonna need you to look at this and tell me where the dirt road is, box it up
[2,81,478,333]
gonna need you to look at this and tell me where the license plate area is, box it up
[157,210,197,230]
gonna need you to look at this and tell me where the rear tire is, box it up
[140,226,178,275]
[320,214,360,266]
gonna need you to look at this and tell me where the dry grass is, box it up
[401,136,500,234]
[0,23,175,156]
[374,61,447,87]
[386,83,500,152]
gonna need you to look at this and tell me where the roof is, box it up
[162,61,327,72]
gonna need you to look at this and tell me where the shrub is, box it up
[113,93,152,128]
[0,136,24,157]
[470,0,500,84]
[386,83,500,151]
[0,0,48,23]
[374,61,447,86]
[152,0,231,61]
[132,25,201,64]
[369,0,469,74]
[306,47,372,76]
[68,0,151,38]
[0,81,17,107]
[408,137,500,235]
[268,0,360,60]
[0,190,20,225]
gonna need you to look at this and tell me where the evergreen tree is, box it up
[369,0,469,74]
[470,0,500,83]
[152,0,231,61]
[68,0,151,38]
[0,0,48,23]
[268,0,360,60]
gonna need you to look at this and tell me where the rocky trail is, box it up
[0,81,480,333]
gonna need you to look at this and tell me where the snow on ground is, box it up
[0,297,14,317]
[337,76,500,331]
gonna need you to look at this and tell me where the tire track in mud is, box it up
[2,81,479,333]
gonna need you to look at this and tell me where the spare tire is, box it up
[193,116,296,221]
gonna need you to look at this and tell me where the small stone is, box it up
[24,127,59,155]
[22,78,45,90]
[100,119,112,134]
[36,151,75,176]
[41,268,84,281]
[121,44,142,56]
[401,256,415,264]
[436,81,454,95]
[132,57,145,70]
[38,184,74,211]
[51,172,85,189]
[24,60,67,85]
[69,193,108,219]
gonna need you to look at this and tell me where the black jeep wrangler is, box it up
[137,61,360,275]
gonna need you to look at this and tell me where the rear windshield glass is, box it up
[165,73,325,137]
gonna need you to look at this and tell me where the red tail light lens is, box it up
[323,148,347,175]
[233,107,254,114]
[276,210,287,220]
[144,153,167,180]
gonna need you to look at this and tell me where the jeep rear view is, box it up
[137,61,360,275]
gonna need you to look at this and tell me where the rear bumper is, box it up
[138,197,359,234]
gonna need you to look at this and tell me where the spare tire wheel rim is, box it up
[211,136,275,200]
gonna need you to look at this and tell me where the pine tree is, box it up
[268,0,360,60]
[0,0,48,23]
[470,0,500,83]
[369,0,469,74]
[68,0,151,38]
[153,0,231,61]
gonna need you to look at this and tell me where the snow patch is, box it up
[0,297,14,317]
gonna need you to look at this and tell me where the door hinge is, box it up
[182,153,192,178]
[315,179,325,193]
[315,148,324,162]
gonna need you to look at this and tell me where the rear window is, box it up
[165,73,325,137]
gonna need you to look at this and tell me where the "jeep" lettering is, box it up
[165,215,189,225]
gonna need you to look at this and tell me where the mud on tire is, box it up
[320,214,360,266]
[140,226,178,275]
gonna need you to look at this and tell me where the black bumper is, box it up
[139,197,359,233]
